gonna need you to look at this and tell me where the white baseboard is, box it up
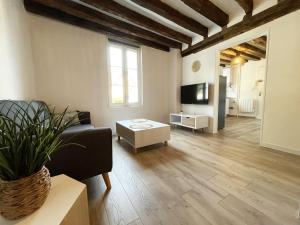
[261,142,300,156]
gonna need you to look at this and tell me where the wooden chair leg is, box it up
[102,173,111,190]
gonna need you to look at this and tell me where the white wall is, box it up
[240,59,266,118]
[182,10,300,154]
[168,49,182,114]
[181,48,217,132]
[29,14,181,132]
[0,0,36,99]
[262,13,300,154]
[240,60,266,100]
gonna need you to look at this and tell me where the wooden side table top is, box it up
[0,175,89,225]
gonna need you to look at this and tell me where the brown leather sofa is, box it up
[0,100,112,189]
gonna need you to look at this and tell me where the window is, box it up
[108,43,142,106]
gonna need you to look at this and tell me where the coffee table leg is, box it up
[164,141,168,146]
[118,135,121,141]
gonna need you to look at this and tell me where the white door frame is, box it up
[214,30,270,147]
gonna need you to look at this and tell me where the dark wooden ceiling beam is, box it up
[220,56,231,61]
[129,0,208,37]
[24,0,170,52]
[228,47,261,60]
[182,0,300,57]
[261,36,267,42]
[249,36,267,50]
[180,0,229,27]
[240,52,261,60]
[82,0,192,44]
[220,53,234,60]
[234,0,253,15]
[26,0,181,49]
[220,59,231,64]
[236,43,266,58]
[221,52,234,58]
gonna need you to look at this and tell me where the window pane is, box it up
[126,50,137,69]
[111,67,123,85]
[111,85,124,104]
[128,69,138,87]
[109,44,141,106]
[109,46,122,67]
[110,66,123,104]
[128,87,138,103]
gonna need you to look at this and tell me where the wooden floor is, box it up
[85,118,300,225]
[219,116,261,144]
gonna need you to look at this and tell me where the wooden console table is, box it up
[170,113,208,133]
[0,175,90,225]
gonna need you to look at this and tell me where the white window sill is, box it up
[110,103,142,109]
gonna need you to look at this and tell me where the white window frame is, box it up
[108,42,142,108]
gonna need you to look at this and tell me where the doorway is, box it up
[217,35,267,144]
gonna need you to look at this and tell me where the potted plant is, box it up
[0,101,76,220]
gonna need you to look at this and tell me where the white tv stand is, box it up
[169,113,208,133]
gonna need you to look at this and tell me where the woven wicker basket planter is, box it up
[0,166,51,220]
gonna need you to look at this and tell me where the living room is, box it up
[1,0,300,225]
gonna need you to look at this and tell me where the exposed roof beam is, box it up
[249,36,267,50]
[221,51,253,63]
[82,0,192,44]
[26,0,181,49]
[24,0,170,52]
[236,43,266,58]
[108,38,139,49]
[220,59,231,64]
[180,0,229,27]
[240,52,261,60]
[221,52,234,57]
[129,0,208,37]
[234,0,253,15]
[228,48,261,60]
[182,0,300,57]
[221,53,234,60]
[108,34,169,52]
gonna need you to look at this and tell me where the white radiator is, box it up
[238,99,255,113]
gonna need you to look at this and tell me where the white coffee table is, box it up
[116,119,170,153]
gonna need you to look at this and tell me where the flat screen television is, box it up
[180,82,209,105]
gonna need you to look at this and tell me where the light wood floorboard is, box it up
[85,118,300,225]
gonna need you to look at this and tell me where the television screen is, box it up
[180,84,194,104]
[194,83,209,104]
[180,83,209,105]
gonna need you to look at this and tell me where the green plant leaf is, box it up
[0,101,78,181]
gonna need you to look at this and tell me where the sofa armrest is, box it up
[47,127,112,180]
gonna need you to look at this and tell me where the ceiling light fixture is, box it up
[231,53,246,65]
